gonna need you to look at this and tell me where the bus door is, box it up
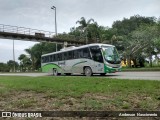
[89,46,104,73]
[65,51,73,73]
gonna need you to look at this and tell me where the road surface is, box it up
[106,71,160,80]
[0,72,160,80]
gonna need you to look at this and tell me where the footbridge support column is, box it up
[63,41,68,48]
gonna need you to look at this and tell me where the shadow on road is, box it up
[47,74,120,77]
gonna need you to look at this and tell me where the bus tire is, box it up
[53,69,58,76]
[84,67,92,76]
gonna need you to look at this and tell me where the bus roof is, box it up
[42,43,114,57]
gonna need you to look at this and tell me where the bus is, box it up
[41,43,121,76]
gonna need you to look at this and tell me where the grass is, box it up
[0,76,159,111]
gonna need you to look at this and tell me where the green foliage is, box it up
[7,60,19,70]
[18,42,61,71]
[0,60,19,72]
[0,63,10,72]
[18,54,31,72]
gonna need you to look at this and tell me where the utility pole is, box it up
[13,39,16,72]
[51,6,58,51]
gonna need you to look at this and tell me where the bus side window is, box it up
[55,54,57,61]
[78,49,83,58]
[64,52,68,60]
[49,55,53,62]
[73,50,78,59]
[52,55,55,62]
[90,46,103,63]
[58,53,62,61]
[41,57,44,63]
[68,51,73,60]
[62,53,64,61]
[82,48,91,58]
[43,57,46,63]
[45,56,49,63]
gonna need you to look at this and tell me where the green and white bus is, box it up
[41,43,121,76]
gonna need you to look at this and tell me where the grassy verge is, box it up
[0,76,159,111]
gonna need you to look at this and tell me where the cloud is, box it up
[0,39,37,63]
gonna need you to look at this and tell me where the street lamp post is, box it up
[51,6,58,51]
[13,39,15,72]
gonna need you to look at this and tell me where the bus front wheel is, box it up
[84,67,92,76]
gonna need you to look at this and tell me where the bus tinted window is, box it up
[49,55,53,62]
[90,46,103,63]
[45,56,49,63]
[54,54,57,61]
[82,48,90,58]
[73,50,78,59]
[57,53,62,61]
[41,57,44,63]
[52,55,55,62]
[68,51,73,59]
[77,49,83,58]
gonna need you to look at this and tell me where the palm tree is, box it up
[76,17,95,43]
[25,48,36,70]
[76,17,94,29]
[18,54,31,71]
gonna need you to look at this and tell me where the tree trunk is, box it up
[149,55,152,67]
[127,55,131,68]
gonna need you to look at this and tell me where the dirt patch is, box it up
[0,91,159,111]
[0,91,159,120]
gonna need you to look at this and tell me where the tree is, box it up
[18,54,31,71]
[24,42,59,71]
[0,63,10,72]
[112,15,156,36]
[76,17,95,43]
[127,24,160,67]
[7,60,19,72]
[111,15,157,67]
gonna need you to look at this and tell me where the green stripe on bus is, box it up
[104,64,121,73]
[104,64,116,73]
[72,61,87,68]
[42,63,61,72]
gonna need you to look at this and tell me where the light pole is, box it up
[13,39,15,72]
[51,6,58,51]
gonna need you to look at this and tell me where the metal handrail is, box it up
[0,24,55,38]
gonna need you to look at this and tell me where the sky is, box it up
[0,0,160,63]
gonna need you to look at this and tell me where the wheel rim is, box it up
[53,69,57,76]
[85,67,92,76]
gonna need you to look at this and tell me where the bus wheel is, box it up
[84,67,92,76]
[53,69,58,76]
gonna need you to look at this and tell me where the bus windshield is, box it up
[102,46,121,64]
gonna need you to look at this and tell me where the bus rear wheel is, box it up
[53,69,58,76]
[84,67,92,76]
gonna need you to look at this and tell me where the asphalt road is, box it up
[0,72,160,80]
[106,71,160,80]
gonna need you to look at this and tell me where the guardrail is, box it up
[0,24,55,38]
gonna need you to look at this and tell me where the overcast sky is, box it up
[0,0,160,63]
